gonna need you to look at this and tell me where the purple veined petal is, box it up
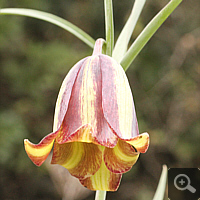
[53,58,87,131]
[101,55,139,140]
[56,55,118,147]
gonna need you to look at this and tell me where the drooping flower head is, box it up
[24,39,149,191]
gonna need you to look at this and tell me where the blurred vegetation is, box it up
[0,0,200,199]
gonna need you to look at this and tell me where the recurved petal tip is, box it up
[24,139,51,166]
[125,132,150,153]
[24,131,58,166]
[104,140,139,174]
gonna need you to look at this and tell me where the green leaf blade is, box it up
[0,8,95,48]
[121,0,182,71]
[112,0,146,62]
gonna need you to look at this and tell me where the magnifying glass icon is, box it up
[174,174,196,193]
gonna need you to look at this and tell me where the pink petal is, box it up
[101,55,139,140]
[56,55,118,147]
[53,58,86,131]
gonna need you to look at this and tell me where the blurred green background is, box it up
[0,0,199,199]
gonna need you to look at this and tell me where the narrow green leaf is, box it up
[152,165,168,200]
[104,0,114,56]
[0,8,95,48]
[112,0,146,62]
[121,0,182,71]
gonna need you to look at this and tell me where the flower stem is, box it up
[92,38,106,55]
[95,190,107,200]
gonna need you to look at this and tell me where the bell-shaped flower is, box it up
[24,39,149,191]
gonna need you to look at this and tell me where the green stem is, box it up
[121,0,182,71]
[104,0,114,56]
[92,38,106,55]
[95,190,107,200]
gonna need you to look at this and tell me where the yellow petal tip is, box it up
[126,132,149,153]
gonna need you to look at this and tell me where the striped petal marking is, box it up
[104,139,139,174]
[53,58,86,131]
[24,58,85,166]
[80,147,122,191]
[51,141,102,179]
[125,132,149,153]
[56,55,118,147]
[101,55,139,140]
[24,131,59,166]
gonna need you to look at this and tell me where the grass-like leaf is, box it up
[121,0,182,71]
[112,0,146,62]
[152,165,168,200]
[104,0,114,56]
[0,8,95,48]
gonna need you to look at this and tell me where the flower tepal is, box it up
[24,38,149,191]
